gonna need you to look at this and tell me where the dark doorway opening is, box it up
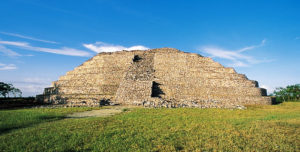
[151,81,164,98]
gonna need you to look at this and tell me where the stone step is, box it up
[56,73,255,88]
[58,72,124,80]
[160,95,271,105]
[188,67,236,73]
[155,71,248,80]
[155,79,257,88]
[59,94,114,100]
[54,80,119,86]
[66,67,126,75]
[57,93,115,98]
[158,85,265,96]
[58,85,119,94]
[64,65,236,76]
[154,53,223,68]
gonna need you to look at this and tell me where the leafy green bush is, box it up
[271,84,300,103]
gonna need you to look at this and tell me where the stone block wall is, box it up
[37,48,271,108]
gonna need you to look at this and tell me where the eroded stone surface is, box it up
[36,48,271,108]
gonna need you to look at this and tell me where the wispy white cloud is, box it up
[12,78,52,96]
[0,63,17,70]
[227,60,249,67]
[83,41,149,53]
[0,40,91,57]
[24,54,34,57]
[0,31,58,44]
[0,45,21,57]
[200,39,271,67]
[0,41,28,47]
[237,39,266,52]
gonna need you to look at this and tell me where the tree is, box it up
[12,88,22,97]
[272,84,300,103]
[0,82,22,98]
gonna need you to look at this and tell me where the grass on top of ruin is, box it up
[0,102,300,152]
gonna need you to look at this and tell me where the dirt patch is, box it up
[66,106,134,118]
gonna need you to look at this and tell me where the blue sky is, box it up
[0,0,299,96]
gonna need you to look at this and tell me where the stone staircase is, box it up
[115,52,155,105]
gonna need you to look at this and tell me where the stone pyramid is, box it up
[37,48,271,108]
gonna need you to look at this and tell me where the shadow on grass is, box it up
[0,115,65,135]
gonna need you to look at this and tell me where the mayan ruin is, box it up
[37,48,271,108]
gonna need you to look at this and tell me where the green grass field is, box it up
[0,103,299,152]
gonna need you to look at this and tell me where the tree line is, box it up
[0,82,22,98]
[270,84,300,103]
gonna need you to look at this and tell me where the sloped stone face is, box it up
[37,48,271,108]
[115,51,155,105]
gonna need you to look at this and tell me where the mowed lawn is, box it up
[0,103,299,152]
